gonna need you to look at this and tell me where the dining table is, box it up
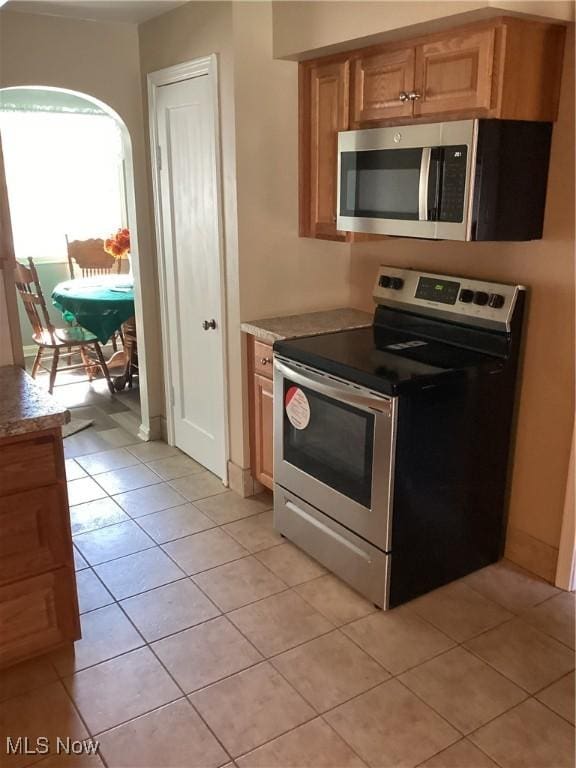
[51,274,135,345]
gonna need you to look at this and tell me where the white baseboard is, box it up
[140,416,162,442]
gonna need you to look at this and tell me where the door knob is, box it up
[202,319,216,330]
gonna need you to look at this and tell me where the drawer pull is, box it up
[260,357,272,366]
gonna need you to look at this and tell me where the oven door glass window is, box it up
[283,381,374,508]
[340,147,423,220]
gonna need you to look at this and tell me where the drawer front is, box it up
[253,340,274,379]
[274,485,390,608]
[0,486,70,585]
[0,568,80,669]
[0,433,61,496]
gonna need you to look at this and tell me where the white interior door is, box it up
[154,65,227,480]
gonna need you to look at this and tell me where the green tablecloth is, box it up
[52,276,135,344]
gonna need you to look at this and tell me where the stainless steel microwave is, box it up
[337,119,552,241]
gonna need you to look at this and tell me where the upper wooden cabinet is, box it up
[349,18,565,127]
[413,27,496,118]
[352,47,415,123]
[299,16,565,239]
[300,59,349,241]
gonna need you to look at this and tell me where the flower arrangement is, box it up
[104,228,130,259]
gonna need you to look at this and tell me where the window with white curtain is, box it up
[0,109,125,262]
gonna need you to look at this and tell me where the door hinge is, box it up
[170,385,175,407]
[157,145,162,171]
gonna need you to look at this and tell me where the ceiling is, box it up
[2,0,188,24]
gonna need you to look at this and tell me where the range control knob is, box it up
[390,277,404,290]
[379,275,392,288]
[488,293,505,309]
[473,291,489,306]
[459,289,474,303]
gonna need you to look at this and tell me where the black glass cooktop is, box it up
[274,324,504,396]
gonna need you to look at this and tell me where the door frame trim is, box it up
[147,55,230,482]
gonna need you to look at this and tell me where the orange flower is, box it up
[104,228,130,257]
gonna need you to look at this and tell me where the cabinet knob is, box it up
[202,319,216,330]
[399,90,421,102]
[260,357,272,366]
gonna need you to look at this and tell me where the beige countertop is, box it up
[241,307,373,344]
[0,366,70,439]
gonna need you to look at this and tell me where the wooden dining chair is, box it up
[14,258,115,395]
[66,236,121,279]
[65,236,123,351]
[121,316,138,389]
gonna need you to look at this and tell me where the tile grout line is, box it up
[72,481,572,709]
[71,479,374,766]
[532,670,576,727]
[110,602,236,764]
[9,444,573,767]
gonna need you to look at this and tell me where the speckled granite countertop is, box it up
[0,366,70,438]
[241,308,373,344]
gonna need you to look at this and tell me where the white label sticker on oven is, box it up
[285,386,311,430]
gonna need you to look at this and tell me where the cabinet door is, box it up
[352,47,415,124]
[301,59,349,240]
[413,28,496,117]
[252,373,274,491]
[0,568,80,669]
[0,485,70,586]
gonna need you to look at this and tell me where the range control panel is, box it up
[373,266,524,331]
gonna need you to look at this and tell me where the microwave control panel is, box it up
[374,266,524,331]
[438,146,467,223]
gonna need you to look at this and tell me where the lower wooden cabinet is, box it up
[0,485,70,584]
[0,568,79,669]
[0,428,80,670]
[252,374,274,490]
[248,336,274,491]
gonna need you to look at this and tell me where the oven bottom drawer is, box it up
[274,485,390,608]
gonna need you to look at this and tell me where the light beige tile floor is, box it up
[1,438,574,768]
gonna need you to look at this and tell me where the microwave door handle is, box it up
[418,147,432,221]
[274,358,391,416]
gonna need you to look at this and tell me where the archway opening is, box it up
[0,85,146,443]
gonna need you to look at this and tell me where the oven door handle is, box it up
[418,147,432,221]
[274,358,392,415]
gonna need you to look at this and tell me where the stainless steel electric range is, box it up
[273,266,525,609]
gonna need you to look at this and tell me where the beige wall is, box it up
[273,0,574,58]
[139,1,352,468]
[233,1,351,322]
[347,27,575,578]
[0,9,163,433]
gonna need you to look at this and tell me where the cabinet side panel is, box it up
[500,19,566,122]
